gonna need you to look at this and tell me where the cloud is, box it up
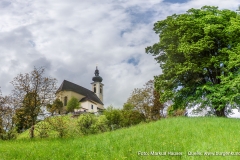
[0,0,239,110]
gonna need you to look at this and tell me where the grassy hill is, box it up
[1,117,240,160]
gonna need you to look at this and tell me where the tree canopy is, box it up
[47,98,64,116]
[126,80,164,120]
[11,67,57,138]
[146,6,240,117]
[66,97,80,113]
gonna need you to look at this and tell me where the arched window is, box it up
[94,87,96,93]
[64,96,68,106]
[100,88,102,93]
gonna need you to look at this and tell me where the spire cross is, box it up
[95,65,99,76]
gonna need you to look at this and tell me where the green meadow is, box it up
[1,117,240,160]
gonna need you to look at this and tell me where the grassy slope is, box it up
[1,117,240,160]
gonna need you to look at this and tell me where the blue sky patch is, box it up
[127,57,139,66]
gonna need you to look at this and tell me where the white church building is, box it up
[56,67,104,114]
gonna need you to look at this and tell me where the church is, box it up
[56,67,104,114]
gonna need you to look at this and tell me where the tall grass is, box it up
[1,117,240,159]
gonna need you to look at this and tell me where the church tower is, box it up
[91,66,104,103]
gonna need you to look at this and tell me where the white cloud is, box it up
[0,0,239,111]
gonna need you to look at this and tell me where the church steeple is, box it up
[91,66,104,103]
[92,66,103,82]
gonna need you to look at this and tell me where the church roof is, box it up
[57,80,104,105]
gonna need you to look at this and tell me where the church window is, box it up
[100,88,102,93]
[91,105,94,110]
[94,87,96,93]
[64,96,68,106]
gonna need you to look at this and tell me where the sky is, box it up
[0,0,239,110]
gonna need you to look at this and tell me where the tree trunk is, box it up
[30,120,35,138]
[215,107,226,117]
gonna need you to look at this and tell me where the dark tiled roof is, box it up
[57,80,103,105]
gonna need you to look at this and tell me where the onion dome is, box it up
[92,66,103,82]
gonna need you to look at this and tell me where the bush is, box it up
[46,116,68,138]
[103,106,122,130]
[35,121,49,138]
[167,106,186,117]
[0,128,18,140]
[77,114,97,135]
[120,110,145,127]
[94,115,109,133]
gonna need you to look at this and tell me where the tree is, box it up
[152,90,164,119]
[14,106,32,133]
[47,98,63,116]
[11,67,57,138]
[126,80,164,120]
[0,93,17,139]
[66,97,80,113]
[146,6,240,117]
[14,92,41,136]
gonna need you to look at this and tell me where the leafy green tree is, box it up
[11,67,57,138]
[47,98,63,116]
[66,97,80,113]
[14,107,32,133]
[15,92,41,137]
[151,90,164,120]
[146,6,240,117]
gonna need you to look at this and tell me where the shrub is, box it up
[0,128,18,140]
[94,115,109,133]
[103,106,122,130]
[35,121,49,138]
[120,110,145,127]
[167,106,186,117]
[46,116,68,138]
[77,114,97,135]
